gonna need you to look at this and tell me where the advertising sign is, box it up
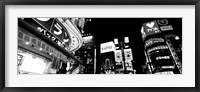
[34,18,66,41]
[145,38,165,48]
[83,36,93,44]
[101,52,115,70]
[114,50,122,64]
[100,41,115,53]
[160,25,173,31]
[35,18,71,48]
[124,48,133,62]
[18,51,48,74]
[124,49,134,71]
[50,19,67,42]
[142,20,161,36]
[24,18,66,48]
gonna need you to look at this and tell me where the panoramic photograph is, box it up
[17,18,182,74]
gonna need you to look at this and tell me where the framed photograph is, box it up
[0,0,199,92]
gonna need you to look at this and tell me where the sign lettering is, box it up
[160,25,173,31]
[100,41,115,53]
[37,27,64,47]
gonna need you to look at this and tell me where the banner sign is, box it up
[100,41,115,53]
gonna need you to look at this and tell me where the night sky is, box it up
[84,18,182,73]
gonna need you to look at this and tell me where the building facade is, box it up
[141,19,182,74]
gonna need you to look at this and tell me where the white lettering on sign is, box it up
[160,25,173,31]
[37,27,65,48]
[54,23,63,35]
[100,41,115,53]
[147,45,168,54]
[101,46,113,51]
[145,38,165,48]
[147,27,159,32]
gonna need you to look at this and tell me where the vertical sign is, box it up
[124,48,134,71]
[114,50,122,64]
[124,48,133,62]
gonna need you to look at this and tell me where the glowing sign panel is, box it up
[142,20,161,36]
[100,41,115,53]
[114,50,122,64]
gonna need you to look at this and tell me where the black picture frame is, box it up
[0,0,199,92]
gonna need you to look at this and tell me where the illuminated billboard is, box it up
[23,18,83,52]
[18,50,50,74]
[83,36,93,44]
[100,41,115,53]
[142,20,161,36]
[24,18,67,48]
